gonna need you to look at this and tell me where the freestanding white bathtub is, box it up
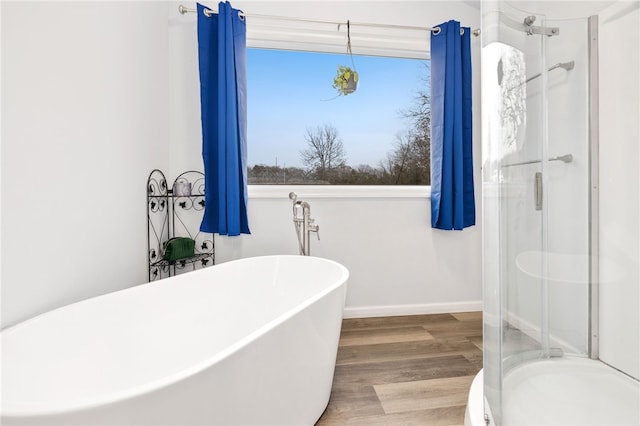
[1,255,349,426]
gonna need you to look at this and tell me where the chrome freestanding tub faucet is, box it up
[289,192,319,256]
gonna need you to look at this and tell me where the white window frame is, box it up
[249,185,430,199]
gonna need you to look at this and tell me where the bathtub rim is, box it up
[1,255,349,418]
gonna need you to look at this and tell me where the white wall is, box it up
[169,0,483,317]
[1,2,171,328]
[598,0,640,380]
[212,191,483,317]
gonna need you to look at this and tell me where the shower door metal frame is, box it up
[588,15,600,360]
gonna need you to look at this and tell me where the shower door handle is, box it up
[534,172,543,211]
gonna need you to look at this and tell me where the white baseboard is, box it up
[343,301,482,319]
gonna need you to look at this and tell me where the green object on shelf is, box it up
[163,237,195,262]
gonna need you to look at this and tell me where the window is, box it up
[246,48,431,185]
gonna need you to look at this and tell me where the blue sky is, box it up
[246,48,429,168]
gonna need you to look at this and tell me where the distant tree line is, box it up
[248,67,431,185]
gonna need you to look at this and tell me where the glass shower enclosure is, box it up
[481,1,639,425]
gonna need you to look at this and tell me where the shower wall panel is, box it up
[598,0,640,380]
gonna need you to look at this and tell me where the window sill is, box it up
[248,185,431,199]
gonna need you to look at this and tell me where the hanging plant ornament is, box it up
[333,66,359,95]
[332,20,359,96]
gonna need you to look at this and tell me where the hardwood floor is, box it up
[316,312,483,426]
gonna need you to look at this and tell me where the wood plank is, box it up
[424,320,482,339]
[336,337,479,366]
[463,351,483,369]
[315,410,348,426]
[339,326,434,347]
[451,311,482,321]
[333,355,479,387]
[467,335,483,351]
[321,405,467,426]
[341,314,458,331]
[320,384,385,420]
[374,375,476,414]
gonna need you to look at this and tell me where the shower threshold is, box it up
[465,357,639,425]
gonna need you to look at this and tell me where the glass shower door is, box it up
[482,2,549,424]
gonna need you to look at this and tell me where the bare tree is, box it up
[381,130,430,185]
[392,62,431,184]
[401,62,431,142]
[300,124,347,181]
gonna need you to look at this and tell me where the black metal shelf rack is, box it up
[147,169,214,281]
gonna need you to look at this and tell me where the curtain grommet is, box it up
[432,27,442,35]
